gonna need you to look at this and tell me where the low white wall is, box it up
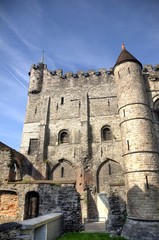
[18,213,63,240]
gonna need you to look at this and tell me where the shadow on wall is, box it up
[87,186,98,219]
[106,183,159,237]
[21,156,45,180]
[106,187,126,234]
[126,183,159,219]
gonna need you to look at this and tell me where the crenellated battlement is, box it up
[30,62,159,79]
[28,62,159,95]
[143,64,159,81]
[46,67,113,79]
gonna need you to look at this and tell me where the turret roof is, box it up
[114,44,142,68]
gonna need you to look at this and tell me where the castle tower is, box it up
[29,62,44,93]
[114,45,159,239]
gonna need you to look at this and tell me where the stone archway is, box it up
[24,191,39,220]
[96,159,124,193]
[96,159,126,231]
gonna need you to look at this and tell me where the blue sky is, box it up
[0,0,159,150]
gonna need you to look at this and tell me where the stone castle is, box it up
[1,44,159,239]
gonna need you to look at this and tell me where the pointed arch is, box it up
[50,159,75,181]
[96,159,124,193]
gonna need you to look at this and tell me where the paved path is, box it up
[84,221,106,232]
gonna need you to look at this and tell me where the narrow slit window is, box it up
[61,97,64,105]
[101,147,103,157]
[146,175,149,189]
[108,163,111,175]
[61,167,64,178]
[128,67,130,74]
[127,140,130,151]
[123,109,125,117]
[118,71,120,78]
[108,100,110,106]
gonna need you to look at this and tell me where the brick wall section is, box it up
[0,191,18,223]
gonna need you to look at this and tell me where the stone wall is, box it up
[0,222,21,240]
[20,63,125,220]
[0,142,23,182]
[0,182,82,232]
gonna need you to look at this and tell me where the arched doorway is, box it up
[97,159,123,193]
[96,159,125,222]
[24,191,39,219]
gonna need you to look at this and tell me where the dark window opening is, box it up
[153,100,159,121]
[128,67,130,74]
[123,109,125,117]
[101,126,112,141]
[61,97,64,105]
[154,110,159,121]
[61,167,64,178]
[59,130,69,144]
[28,139,39,155]
[108,163,111,175]
[24,192,39,220]
[146,175,149,189]
[127,140,130,151]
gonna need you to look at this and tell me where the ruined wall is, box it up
[0,222,21,240]
[0,142,23,182]
[0,182,82,232]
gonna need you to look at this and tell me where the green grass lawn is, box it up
[57,232,125,240]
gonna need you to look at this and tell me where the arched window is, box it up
[154,99,159,121]
[101,126,112,141]
[59,130,69,144]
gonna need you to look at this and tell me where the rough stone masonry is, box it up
[1,45,159,239]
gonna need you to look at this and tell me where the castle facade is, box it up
[1,45,159,239]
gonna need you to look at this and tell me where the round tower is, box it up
[29,63,44,93]
[114,44,159,239]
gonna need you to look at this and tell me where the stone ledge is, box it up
[18,213,63,229]
[7,180,76,185]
